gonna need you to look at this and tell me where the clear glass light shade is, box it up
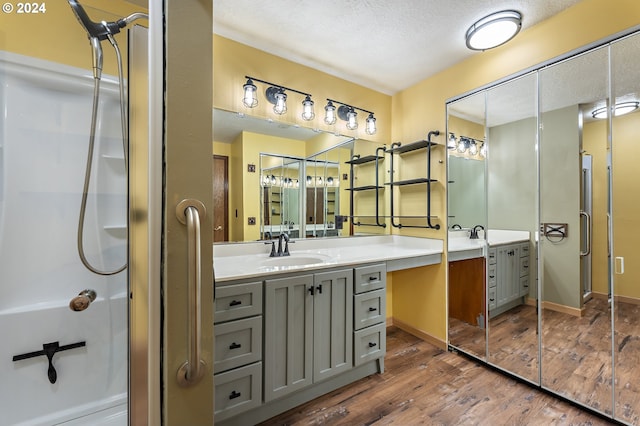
[242,79,258,108]
[301,95,315,121]
[346,109,358,130]
[457,139,467,153]
[273,91,287,115]
[324,101,337,125]
[448,133,457,150]
[466,10,522,51]
[365,113,376,135]
[469,141,478,156]
[480,143,487,158]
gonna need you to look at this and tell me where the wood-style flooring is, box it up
[259,326,613,425]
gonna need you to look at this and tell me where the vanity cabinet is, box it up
[213,281,263,422]
[353,264,387,367]
[488,242,530,318]
[449,257,485,326]
[263,268,353,402]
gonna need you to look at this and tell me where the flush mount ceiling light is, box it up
[592,101,640,119]
[326,98,377,135]
[466,10,522,51]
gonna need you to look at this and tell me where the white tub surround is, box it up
[214,235,443,282]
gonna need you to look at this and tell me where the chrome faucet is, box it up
[470,224,485,239]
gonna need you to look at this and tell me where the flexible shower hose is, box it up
[77,34,127,276]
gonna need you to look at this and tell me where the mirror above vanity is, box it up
[212,108,387,243]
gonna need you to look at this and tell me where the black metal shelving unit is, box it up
[345,146,387,228]
[386,130,441,230]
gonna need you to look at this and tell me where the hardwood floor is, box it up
[260,327,613,425]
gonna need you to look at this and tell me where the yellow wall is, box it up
[213,35,391,145]
[390,0,640,343]
[0,1,145,75]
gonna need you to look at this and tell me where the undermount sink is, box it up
[259,254,331,267]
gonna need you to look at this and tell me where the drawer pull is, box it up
[368,342,377,348]
[229,300,242,307]
[229,342,241,350]
[490,298,495,302]
[229,390,242,400]
[368,307,377,312]
[489,275,495,279]
[368,276,377,281]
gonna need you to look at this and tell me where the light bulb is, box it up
[273,90,287,115]
[365,113,376,135]
[242,79,258,108]
[346,108,358,130]
[302,95,315,121]
[324,101,337,125]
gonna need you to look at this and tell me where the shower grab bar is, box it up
[176,199,206,387]
[579,211,591,256]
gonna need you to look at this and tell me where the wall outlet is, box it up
[248,217,256,225]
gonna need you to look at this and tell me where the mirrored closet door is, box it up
[447,28,640,425]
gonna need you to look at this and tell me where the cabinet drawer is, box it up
[519,243,529,257]
[488,287,497,310]
[215,281,262,323]
[520,276,530,297]
[354,264,386,294]
[519,257,530,277]
[214,362,262,422]
[488,249,497,265]
[354,289,386,330]
[214,316,262,374]
[487,264,497,288]
[354,323,386,366]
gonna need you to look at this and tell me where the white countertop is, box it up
[214,235,443,282]
[447,229,530,261]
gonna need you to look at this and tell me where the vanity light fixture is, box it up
[242,75,314,120]
[324,101,337,125]
[480,142,487,158]
[325,98,377,135]
[592,101,640,119]
[468,140,479,156]
[466,10,522,51]
[448,132,457,150]
[242,78,258,108]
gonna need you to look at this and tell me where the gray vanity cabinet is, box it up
[489,242,530,318]
[264,269,353,402]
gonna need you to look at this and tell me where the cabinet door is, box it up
[313,269,353,382]
[264,274,313,402]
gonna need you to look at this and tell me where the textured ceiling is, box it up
[213,0,583,95]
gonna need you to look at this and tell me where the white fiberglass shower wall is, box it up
[0,50,127,425]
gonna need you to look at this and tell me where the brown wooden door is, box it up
[306,188,325,224]
[213,155,229,242]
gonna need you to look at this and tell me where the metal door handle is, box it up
[580,211,591,256]
[176,199,206,387]
[214,225,223,231]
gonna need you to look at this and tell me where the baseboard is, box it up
[592,291,640,306]
[388,317,447,350]
[525,297,537,307]
[541,300,584,317]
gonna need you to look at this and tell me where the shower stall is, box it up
[0,1,214,424]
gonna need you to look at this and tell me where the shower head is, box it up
[67,0,126,41]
